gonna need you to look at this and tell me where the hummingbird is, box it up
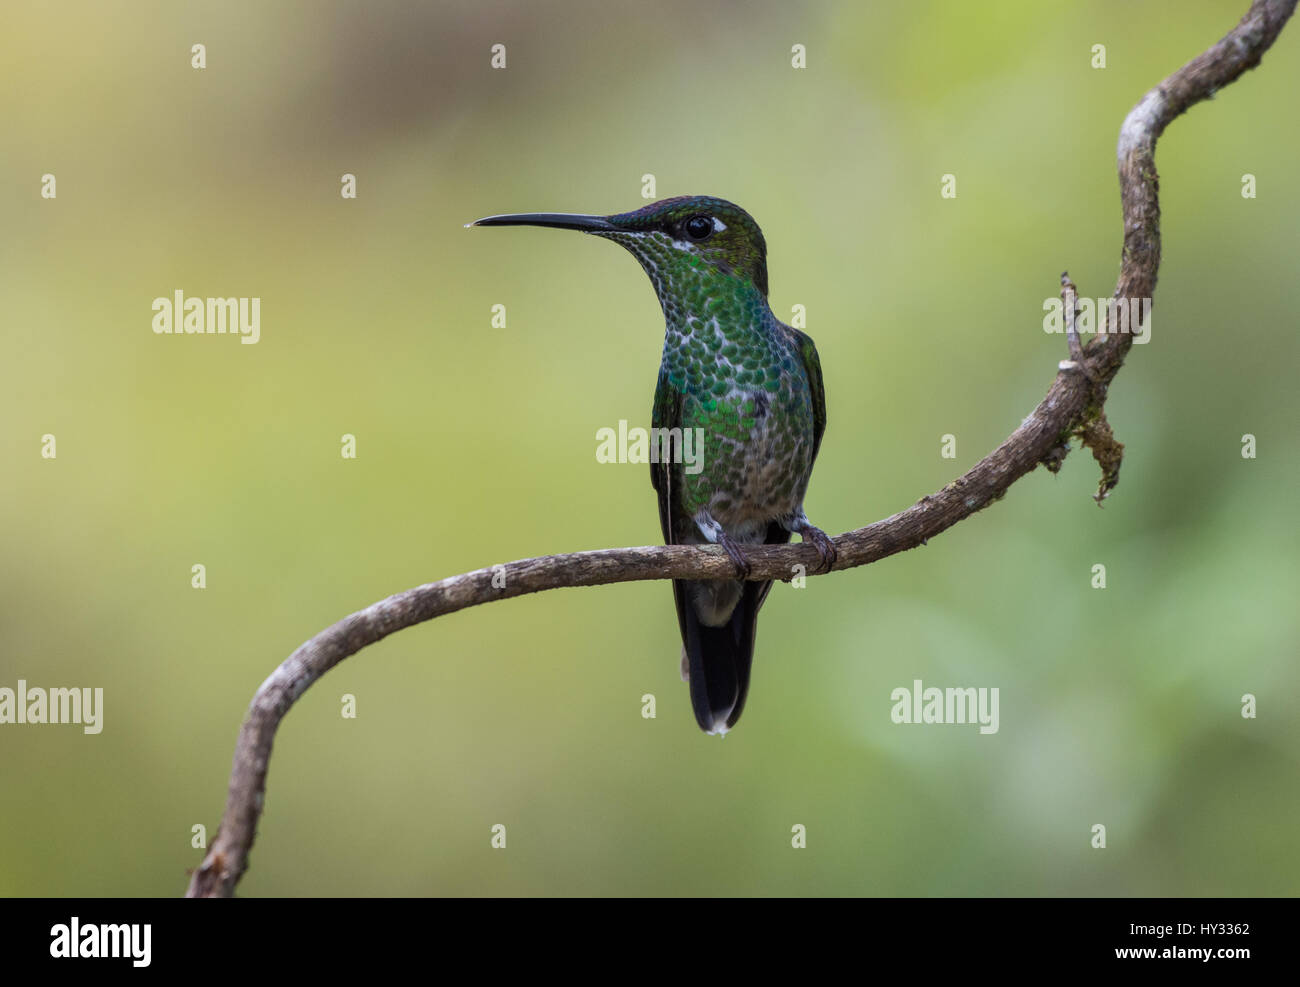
[468,196,835,734]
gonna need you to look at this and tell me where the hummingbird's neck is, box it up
[649,260,772,341]
[654,267,786,398]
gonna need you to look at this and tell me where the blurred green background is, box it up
[2,0,1297,897]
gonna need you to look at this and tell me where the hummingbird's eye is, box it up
[684,215,714,241]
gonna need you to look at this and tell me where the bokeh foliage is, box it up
[1,0,1297,896]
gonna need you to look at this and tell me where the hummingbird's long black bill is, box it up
[465,212,616,232]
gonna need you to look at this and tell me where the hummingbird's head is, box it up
[468,195,770,300]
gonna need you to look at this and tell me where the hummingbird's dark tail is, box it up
[674,521,789,734]
[678,579,769,734]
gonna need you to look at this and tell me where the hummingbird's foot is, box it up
[694,510,754,579]
[787,512,837,574]
[714,530,753,580]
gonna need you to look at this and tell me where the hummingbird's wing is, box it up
[791,327,827,464]
[649,370,686,548]
[649,373,696,704]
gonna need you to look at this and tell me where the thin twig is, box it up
[1059,271,1091,374]
[186,0,1296,897]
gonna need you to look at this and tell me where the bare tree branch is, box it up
[186,0,1296,897]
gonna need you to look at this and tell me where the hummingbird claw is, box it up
[787,515,836,574]
[805,528,837,574]
[722,541,753,580]
[713,530,753,580]
[695,511,754,580]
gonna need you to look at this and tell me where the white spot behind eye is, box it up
[712,217,727,232]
